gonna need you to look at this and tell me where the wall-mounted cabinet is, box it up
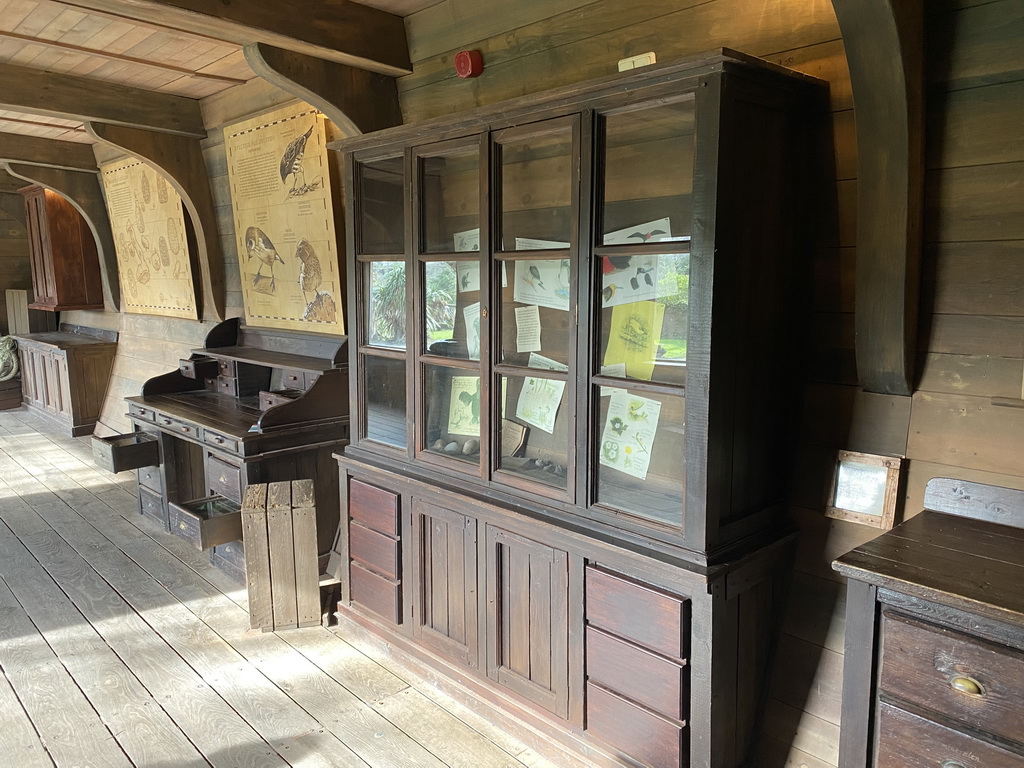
[331,50,825,768]
[20,185,104,312]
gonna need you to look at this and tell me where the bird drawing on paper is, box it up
[280,125,314,191]
[295,238,322,303]
[630,266,655,290]
[601,283,618,303]
[245,226,284,290]
[520,264,545,292]
[627,228,666,243]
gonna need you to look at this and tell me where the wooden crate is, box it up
[241,480,321,631]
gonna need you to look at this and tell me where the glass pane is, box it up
[500,124,573,250]
[423,260,480,360]
[421,145,480,254]
[500,257,572,368]
[598,252,689,386]
[423,364,480,465]
[595,386,684,528]
[358,156,405,254]
[366,260,406,349]
[364,356,406,447]
[601,98,695,245]
[498,374,569,488]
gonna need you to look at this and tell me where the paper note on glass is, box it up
[603,217,676,246]
[454,228,480,252]
[515,376,565,434]
[456,261,480,292]
[599,362,627,396]
[515,237,570,251]
[529,353,569,372]
[602,301,665,381]
[599,390,662,480]
[463,302,481,360]
[447,376,481,436]
[513,259,570,311]
[515,304,542,353]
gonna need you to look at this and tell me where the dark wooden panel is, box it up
[138,485,165,528]
[925,162,1024,244]
[586,625,687,721]
[879,611,1024,745]
[349,521,400,580]
[586,566,688,660]
[349,478,400,536]
[207,454,242,502]
[350,560,401,625]
[924,241,1024,317]
[586,682,686,768]
[876,702,1023,768]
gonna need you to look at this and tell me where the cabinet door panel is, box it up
[485,524,568,718]
[411,498,477,667]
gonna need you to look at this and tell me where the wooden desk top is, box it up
[127,391,263,438]
[833,510,1024,627]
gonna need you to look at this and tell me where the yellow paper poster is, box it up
[602,301,665,381]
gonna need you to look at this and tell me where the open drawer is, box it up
[168,494,242,550]
[92,431,160,473]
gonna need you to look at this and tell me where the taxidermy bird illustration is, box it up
[295,238,323,303]
[280,125,314,191]
[245,226,284,289]
[627,228,666,243]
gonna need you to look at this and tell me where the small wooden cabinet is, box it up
[834,478,1024,768]
[21,185,104,311]
[15,325,116,435]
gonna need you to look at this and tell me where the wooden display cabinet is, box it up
[330,50,826,768]
[20,185,104,311]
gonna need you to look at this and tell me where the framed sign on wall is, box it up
[825,450,903,530]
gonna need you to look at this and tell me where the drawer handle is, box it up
[949,676,985,697]
[219,475,227,484]
[180,426,189,433]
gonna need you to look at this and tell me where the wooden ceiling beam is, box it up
[0,133,99,173]
[0,62,206,139]
[57,0,412,76]
[244,43,403,138]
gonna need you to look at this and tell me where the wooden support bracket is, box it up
[86,122,225,322]
[832,0,925,395]
[244,42,403,137]
[0,134,99,173]
[4,162,120,313]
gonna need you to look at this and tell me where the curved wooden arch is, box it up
[4,162,121,313]
[244,42,403,137]
[832,0,924,396]
[86,122,225,322]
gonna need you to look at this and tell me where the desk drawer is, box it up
[879,611,1024,744]
[350,521,400,580]
[281,369,305,389]
[92,431,160,473]
[205,430,239,454]
[876,702,1023,768]
[349,478,399,537]
[137,464,162,493]
[138,485,165,527]
[128,403,155,422]
[215,377,239,397]
[155,414,200,440]
[208,454,242,502]
[350,560,401,625]
[586,567,689,660]
[586,626,687,721]
[586,682,686,768]
[179,357,218,380]
[168,495,242,551]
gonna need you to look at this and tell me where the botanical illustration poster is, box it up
[515,376,565,434]
[448,376,481,436]
[225,104,343,334]
[603,301,666,381]
[599,390,662,480]
[513,259,571,311]
[100,158,197,319]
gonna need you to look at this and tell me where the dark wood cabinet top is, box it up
[13,331,117,349]
[191,345,339,374]
[833,510,1024,626]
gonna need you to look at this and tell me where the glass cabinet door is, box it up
[590,97,696,531]
[354,153,409,450]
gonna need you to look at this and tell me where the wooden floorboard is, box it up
[0,407,559,768]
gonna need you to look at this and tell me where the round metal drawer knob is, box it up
[949,676,985,696]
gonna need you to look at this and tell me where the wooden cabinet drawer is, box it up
[586,626,687,721]
[586,567,689,659]
[215,377,239,396]
[259,388,301,411]
[204,430,239,454]
[179,357,218,380]
[92,431,160,473]
[137,464,162,493]
[155,414,200,440]
[128,402,155,422]
[586,682,687,768]
[350,561,401,625]
[880,612,1024,745]
[304,371,321,389]
[138,485,165,527]
[208,455,242,502]
[217,359,236,377]
[281,369,305,389]
[349,478,399,536]
[168,495,242,551]
[876,702,1024,768]
[350,521,400,580]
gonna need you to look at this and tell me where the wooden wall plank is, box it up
[924,314,1024,357]
[924,241,1024,316]
[925,161,1024,243]
[928,79,1024,169]
[916,353,1022,398]
[798,384,912,456]
[930,0,1024,91]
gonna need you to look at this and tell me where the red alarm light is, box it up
[454,50,484,78]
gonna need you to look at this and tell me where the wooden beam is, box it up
[59,0,412,76]
[0,62,206,139]
[4,163,120,313]
[86,122,225,322]
[0,134,99,173]
[244,43,403,137]
[832,0,924,396]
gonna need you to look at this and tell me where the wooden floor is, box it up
[0,406,564,768]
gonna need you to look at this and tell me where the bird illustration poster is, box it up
[513,259,570,311]
[603,217,677,246]
[100,158,197,319]
[602,301,666,381]
[599,390,662,480]
[224,103,344,335]
[515,376,566,434]
[447,376,481,436]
